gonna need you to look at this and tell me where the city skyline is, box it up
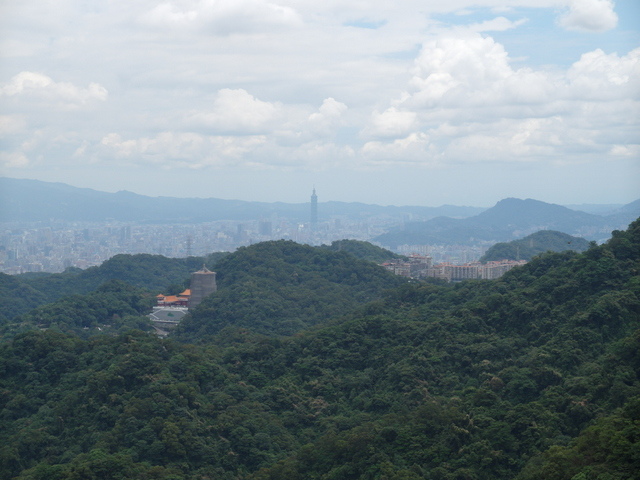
[1,1,639,206]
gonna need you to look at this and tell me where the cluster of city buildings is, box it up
[1,189,492,275]
[381,255,527,281]
[0,220,491,276]
[0,215,393,274]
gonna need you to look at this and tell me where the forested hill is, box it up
[480,230,590,262]
[0,240,395,338]
[321,239,403,263]
[0,252,227,321]
[173,240,406,340]
[0,220,638,479]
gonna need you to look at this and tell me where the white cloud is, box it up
[307,98,348,136]
[468,16,528,33]
[309,97,347,122]
[444,117,561,160]
[406,35,514,108]
[610,144,640,157]
[0,71,108,108]
[0,0,638,204]
[187,89,281,134]
[366,107,417,139]
[558,0,618,33]
[184,94,348,147]
[142,0,302,34]
[143,2,198,28]
[361,32,640,166]
[287,141,356,170]
[362,132,434,166]
[100,131,268,168]
[94,92,351,172]
[0,151,30,168]
[408,34,638,109]
[0,115,27,136]
[567,48,640,99]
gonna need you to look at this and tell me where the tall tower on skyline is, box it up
[310,187,318,228]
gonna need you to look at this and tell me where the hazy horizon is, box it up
[2,176,637,210]
[1,1,639,206]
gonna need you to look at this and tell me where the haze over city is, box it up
[1,0,639,206]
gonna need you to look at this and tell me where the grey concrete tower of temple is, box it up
[188,266,217,310]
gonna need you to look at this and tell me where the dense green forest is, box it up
[5,280,155,339]
[174,240,406,340]
[0,252,227,322]
[480,230,590,262]
[0,272,49,323]
[0,241,401,341]
[0,221,638,479]
[321,239,404,263]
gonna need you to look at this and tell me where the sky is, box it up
[0,0,639,207]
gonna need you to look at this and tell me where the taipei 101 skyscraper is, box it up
[310,187,318,228]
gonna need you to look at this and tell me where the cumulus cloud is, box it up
[366,107,417,139]
[0,151,30,168]
[96,93,351,171]
[567,48,640,99]
[558,0,618,33]
[142,0,302,34]
[1,0,637,199]
[284,141,356,170]
[362,132,433,165]
[307,98,348,136]
[100,131,268,168]
[188,88,281,134]
[406,35,514,108]
[468,16,527,33]
[0,115,27,136]
[444,117,562,160]
[362,32,639,165]
[404,34,638,109]
[0,71,108,111]
[610,144,640,157]
[400,34,552,114]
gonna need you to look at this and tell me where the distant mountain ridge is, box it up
[375,197,640,247]
[473,198,601,230]
[565,203,624,214]
[0,177,484,223]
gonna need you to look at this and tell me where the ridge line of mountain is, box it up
[2,177,638,224]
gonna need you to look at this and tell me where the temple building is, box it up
[156,289,190,307]
[150,265,217,336]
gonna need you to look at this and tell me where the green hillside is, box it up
[0,252,227,321]
[0,220,638,479]
[480,230,591,262]
[0,273,49,324]
[4,280,155,339]
[321,239,403,263]
[174,240,406,340]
